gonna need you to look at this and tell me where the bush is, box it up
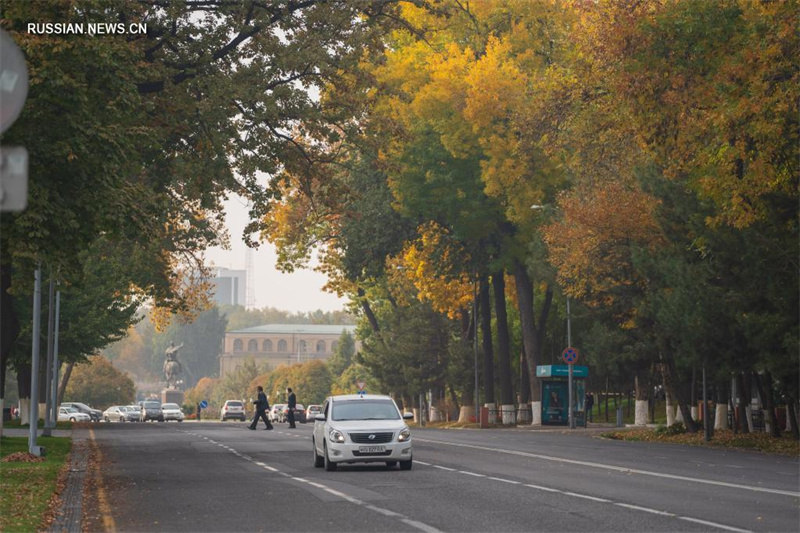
[655,422,686,436]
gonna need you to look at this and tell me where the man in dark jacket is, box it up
[286,387,297,428]
[249,386,273,430]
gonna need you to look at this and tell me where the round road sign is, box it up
[0,29,29,134]
[562,346,579,365]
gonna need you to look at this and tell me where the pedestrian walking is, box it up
[286,387,297,428]
[249,386,273,430]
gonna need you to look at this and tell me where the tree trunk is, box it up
[660,353,699,433]
[634,373,648,425]
[519,348,530,404]
[754,371,780,437]
[1,264,20,408]
[513,261,552,425]
[785,397,800,441]
[492,271,513,406]
[57,361,75,406]
[479,275,494,407]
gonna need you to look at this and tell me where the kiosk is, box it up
[536,365,588,426]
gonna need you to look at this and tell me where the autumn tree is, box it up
[64,355,136,409]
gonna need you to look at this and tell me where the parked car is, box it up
[220,400,246,421]
[312,394,413,471]
[305,404,322,421]
[161,403,184,422]
[270,404,285,423]
[58,406,91,423]
[102,405,131,422]
[281,403,305,423]
[139,400,164,422]
[125,405,141,422]
[60,401,102,422]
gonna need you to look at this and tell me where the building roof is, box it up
[228,324,357,335]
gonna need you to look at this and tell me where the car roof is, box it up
[328,394,394,402]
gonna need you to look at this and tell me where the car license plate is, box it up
[358,445,385,454]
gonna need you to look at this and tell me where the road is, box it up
[90,421,799,532]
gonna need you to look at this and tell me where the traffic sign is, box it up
[562,346,579,365]
[356,380,365,391]
[0,146,28,212]
[0,28,29,134]
[199,400,208,409]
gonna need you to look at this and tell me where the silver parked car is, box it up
[103,405,132,422]
[161,403,184,422]
[312,394,413,471]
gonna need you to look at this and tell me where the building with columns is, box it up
[219,324,358,377]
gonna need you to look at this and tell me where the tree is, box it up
[64,355,136,409]
[327,330,357,377]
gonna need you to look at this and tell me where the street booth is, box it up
[536,365,588,426]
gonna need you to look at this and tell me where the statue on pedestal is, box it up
[163,342,184,390]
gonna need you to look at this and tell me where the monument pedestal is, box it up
[161,389,184,406]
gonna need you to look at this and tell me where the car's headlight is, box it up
[328,428,345,443]
[397,427,411,442]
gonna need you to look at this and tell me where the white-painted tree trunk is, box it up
[675,406,685,423]
[501,404,515,425]
[19,397,31,426]
[635,400,648,426]
[665,402,675,426]
[516,404,531,424]
[485,403,497,424]
[714,403,728,430]
[745,405,754,432]
[531,401,542,425]
[457,406,473,424]
[429,406,442,422]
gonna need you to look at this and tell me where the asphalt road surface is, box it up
[90,421,799,532]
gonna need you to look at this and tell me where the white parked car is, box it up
[103,405,130,422]
[58,406,91,423]
[161,403,184,422]
[312,394,414,471]
[220,400,246,421]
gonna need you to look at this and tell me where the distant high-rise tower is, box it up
[210,267,247,307]
[245,248,255,309]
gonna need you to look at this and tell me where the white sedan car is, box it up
[161,403,184,422]
[312,394,413,471]
[58,406,91,422]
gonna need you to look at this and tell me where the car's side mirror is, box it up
[403,412,414,420]
[315,414,326,422]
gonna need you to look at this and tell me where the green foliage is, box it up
[327,330,356,377]
[63,356,135,409]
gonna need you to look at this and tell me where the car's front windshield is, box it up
[331,400,400,421]
[143,402,160,408]
[163,404,178,409]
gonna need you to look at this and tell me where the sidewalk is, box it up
[2,427,90,533]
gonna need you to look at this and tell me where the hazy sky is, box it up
[205,194,348,313]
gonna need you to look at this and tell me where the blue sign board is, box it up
[536,365,588,378]
[199,400,208,409]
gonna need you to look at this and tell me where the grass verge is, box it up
[0,435,71,532]
[601,427,800,455]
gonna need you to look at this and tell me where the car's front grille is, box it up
[349,432,393,444]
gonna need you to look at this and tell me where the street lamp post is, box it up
[473,274,479,424]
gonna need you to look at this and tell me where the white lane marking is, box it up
[614,503,674,516]
[183,431,442,533]
[416,437,799,497]
[421,459,751,533]
[678,516,753,533]
[488,477,520,485]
